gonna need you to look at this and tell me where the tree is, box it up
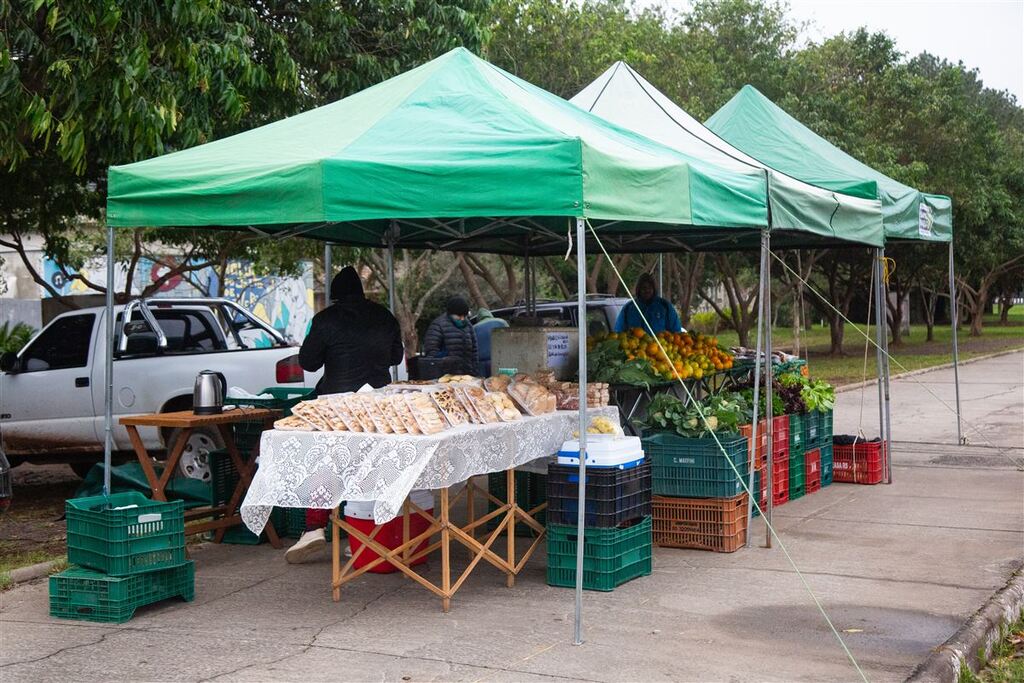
[698,254,760,347]
[1,0,488,300]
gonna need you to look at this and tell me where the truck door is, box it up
[0,313,99,455]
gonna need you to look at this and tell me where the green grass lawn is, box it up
[713,317,1023,387]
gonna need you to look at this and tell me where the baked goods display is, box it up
[486,392,522,421]
[483,375,511,392]
[271,374,606,436]
[506,379,556,415]
[404,392,448,435]
[431,387,470,426]
[274,414,312,430]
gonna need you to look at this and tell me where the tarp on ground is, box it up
[108,48,780,255]
[706,85,952,243]
[572,63,885,248]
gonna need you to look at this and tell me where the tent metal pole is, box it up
[657,253,664,295]
[873,250,888,477]
[324,243,333,308]
[103,226,115,496]
[763,231,773,549]
[746,232,767,546]
[387,231,397,382]
[573,216,588,646]
[879,248,894,482]
[948,241,963,444]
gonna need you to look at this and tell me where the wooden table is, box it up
[331,469,546,612]
[120,408,282,547]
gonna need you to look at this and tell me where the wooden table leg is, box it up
[506,468,516,588]
[440,487,451,612]
[127,426,164,501]
[332,510,341,602]
[213,424,281,548]
[466,477,475,541]
[152,428,191,502]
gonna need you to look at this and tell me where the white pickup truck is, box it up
[0,298,322,480]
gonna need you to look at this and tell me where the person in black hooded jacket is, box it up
[287,266,404,564]
[298,266,404,395]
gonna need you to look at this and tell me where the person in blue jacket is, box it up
[614,273,682,335]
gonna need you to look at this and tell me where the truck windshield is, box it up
[120,309,227,355]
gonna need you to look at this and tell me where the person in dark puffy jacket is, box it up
[289,266,404,564]
[298,266,404,396]
[423,296,479,376]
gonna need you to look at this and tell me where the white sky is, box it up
[657,0,1024,101]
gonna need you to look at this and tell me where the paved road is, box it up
[2,352,1021,682]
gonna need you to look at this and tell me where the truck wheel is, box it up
[166,428,221,482]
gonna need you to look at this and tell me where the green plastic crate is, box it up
[546,517,652,591]
[487,471,546,535]
[66,492,185,576]
[816,410,834,448]
[224,387,314,457]
[789,450,806,493]
[788,413,805,453]
[643,432,749,498]
[50,561,194,623]
[820,443,834,486]
[802,411,819,448]
[223,386,314,415]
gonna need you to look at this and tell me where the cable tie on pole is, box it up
[564,221,573,262]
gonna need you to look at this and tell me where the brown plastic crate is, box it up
[652,494,748,553]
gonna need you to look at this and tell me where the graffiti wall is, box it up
[41,257,315,342]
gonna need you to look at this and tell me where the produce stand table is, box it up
[120,408,282,547]
[240,407,617,611]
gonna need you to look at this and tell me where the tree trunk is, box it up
[919,285,937,342]
[998,291,1013,325]
[456,254,487,309]
[828,315,845,356]
[969,283,989,337]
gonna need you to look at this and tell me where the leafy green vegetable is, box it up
[801,380,835,413]
[640,392,749,438]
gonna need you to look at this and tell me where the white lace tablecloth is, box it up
[241,407,617,532]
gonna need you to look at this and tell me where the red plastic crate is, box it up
[805,447,821,494]
[832,439,886,485]
[771,415,790,453]
[739,416,790,471]
[766,457,789,506]
[739,422,768,470]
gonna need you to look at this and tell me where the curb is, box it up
[836,348,1024,393]
[6,559,62,585]
[906,569,1024,683]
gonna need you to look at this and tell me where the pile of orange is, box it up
[590,328,734,381]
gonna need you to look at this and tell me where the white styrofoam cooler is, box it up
[558,435,645,468]
[345,490,435,520]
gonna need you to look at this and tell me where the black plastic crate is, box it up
[546,461,651,528]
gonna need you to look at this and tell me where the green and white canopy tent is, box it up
[707,84,962,449]
[103,48,892,638]
[109,48,780,255]
[571,62,894,537]
[706,85,952,243]
[572,62,885,248]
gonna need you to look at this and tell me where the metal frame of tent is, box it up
[98,48,914,645]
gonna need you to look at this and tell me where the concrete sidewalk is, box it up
[2,353,1022,682]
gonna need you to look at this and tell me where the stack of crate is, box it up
[642,432,751,553]
[50,492,193,623]
[544,459,652,591]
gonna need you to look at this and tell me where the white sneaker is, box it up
[285,528,327,564]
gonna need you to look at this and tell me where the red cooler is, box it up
[346,490,434,574]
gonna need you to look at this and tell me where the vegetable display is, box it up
[640,392,748,438]
[587,328,734,386]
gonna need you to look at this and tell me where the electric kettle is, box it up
[193,370,227,415]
